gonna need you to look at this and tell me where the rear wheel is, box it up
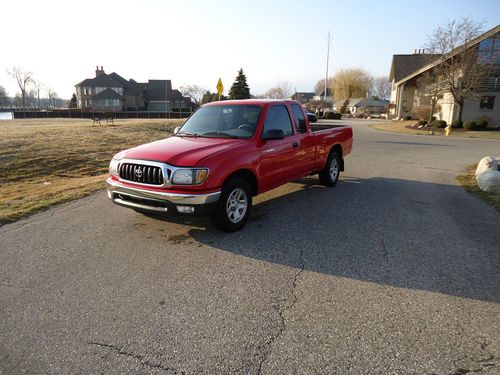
[319,151,341,187]
[211,177,252,232]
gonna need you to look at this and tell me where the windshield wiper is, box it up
[175,131,201,137]
[202,131,239,138]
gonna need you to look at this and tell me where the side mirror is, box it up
[174,126,181,134]
[262,128,285,140]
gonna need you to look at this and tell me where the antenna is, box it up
[324,31,331,103]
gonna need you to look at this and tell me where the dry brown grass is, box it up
[456,165,500,213]
[371,121,500,140]
[0,118,184,225]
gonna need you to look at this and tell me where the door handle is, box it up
[292,142,299,148]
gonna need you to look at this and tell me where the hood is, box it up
[123,136,244,166]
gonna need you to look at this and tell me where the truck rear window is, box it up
[179,105,261,139]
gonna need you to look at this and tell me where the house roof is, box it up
[389,54,440,82]
[317,88,332,97]
[75,73,125,88]
[392,24,500,85]
[144,80,173,101]
[292,92,315,99]
[92,88,123,100]
[108,73,144,95]
[354,99,389,107]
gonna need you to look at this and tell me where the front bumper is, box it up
[106,177,220,216]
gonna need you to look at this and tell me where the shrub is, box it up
[403,115,412,120]
[418,120,427,126]
[451,120,463,128]
[414,105,432,121]
[432,120,447,128]
[476,119,488,130]
[463,120,477,130]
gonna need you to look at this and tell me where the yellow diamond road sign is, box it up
[216,78,224,96]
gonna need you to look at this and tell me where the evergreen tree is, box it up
[69,93,77,108]
[201,91,227,104]
[229,68,250,99]
[201,90,213,104]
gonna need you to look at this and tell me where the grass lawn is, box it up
[0,118,184,225]
[371,120,500,140]
[456,165,500,213]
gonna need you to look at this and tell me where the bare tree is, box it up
[314,77,334,95]
[371,76,391,100]
[264,82,292,99]
[304,100,329,114]
[416,70,445,124]
[46,87,58,109]
[31,79,43,109]
[7,66,32,109]
[179,85,207,107]
[0,85,9,108]
[424,17,486,121]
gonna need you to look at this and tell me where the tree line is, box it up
[179,67,391,108]
[1,67,63,109]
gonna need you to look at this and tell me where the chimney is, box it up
[95,66,105,77]
[414,49,417,54]
[422,48,425,54]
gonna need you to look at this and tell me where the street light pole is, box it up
[324,31,331,103]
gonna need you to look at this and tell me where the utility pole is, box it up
[324,31,331,103]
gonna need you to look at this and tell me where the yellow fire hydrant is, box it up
[445,124,452,136]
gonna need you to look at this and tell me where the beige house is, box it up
[389,25,500,127]
[332,98,389,115]
[313,88,333,103]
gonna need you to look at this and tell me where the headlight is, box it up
[172,168,209,185]
[109,152,126,177]
[109,159,120,177]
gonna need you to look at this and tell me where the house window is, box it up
[479,96,495,110]
[478,33,500,64]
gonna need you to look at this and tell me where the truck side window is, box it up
[291,104,307,133]
[262,105,293,137]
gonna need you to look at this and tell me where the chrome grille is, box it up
[119,163,164,185]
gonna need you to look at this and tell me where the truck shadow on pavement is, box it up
[187,176,500,303]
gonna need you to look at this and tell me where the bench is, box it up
[92,112,115,126]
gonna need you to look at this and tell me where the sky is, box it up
[1,0,499,99]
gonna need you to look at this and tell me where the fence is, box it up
[8,110,192,120]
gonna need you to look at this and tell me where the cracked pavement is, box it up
[1,119,499,374]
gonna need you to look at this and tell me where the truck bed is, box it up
[310,124,350,132]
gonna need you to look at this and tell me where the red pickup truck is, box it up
[107,99,353,231]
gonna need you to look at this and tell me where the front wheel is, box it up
[211,177,252,232]
[319,152,341,187]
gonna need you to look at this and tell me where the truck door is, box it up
[290,104,316,175]
[259,105,299,191]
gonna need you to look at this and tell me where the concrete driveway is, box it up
[1,119,499,374]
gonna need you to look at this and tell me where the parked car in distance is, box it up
[107,99,353,231]
[323,111,342,120]
[306,111,318,123]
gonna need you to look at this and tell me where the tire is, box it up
[211,177,252,232]
[319,151,341,187]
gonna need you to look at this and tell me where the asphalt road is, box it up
[1,120,499,374]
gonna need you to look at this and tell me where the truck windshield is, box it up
[177,105,261,139]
